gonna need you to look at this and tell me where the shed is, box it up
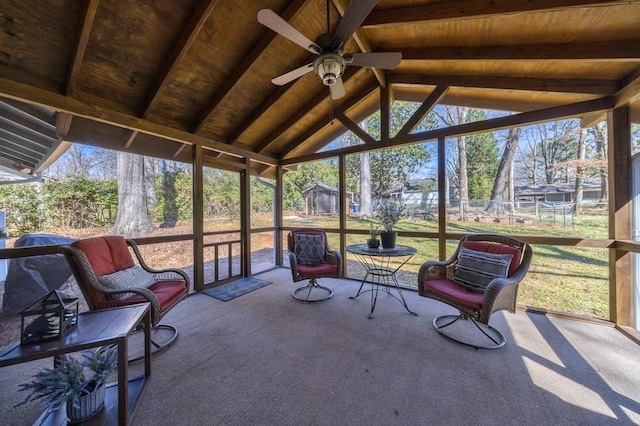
[301,184,352,216]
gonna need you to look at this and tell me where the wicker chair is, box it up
[287,229,342,303]
[62,236,189,358]
[418,234,532,349]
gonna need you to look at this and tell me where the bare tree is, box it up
[487,127,522,213]
[47,144,116,179]
[591,122,608,203]
[436,107,469,216]
[574,128,587,216]
[109,152,155,236]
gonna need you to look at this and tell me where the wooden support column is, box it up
[339,155,347,276]
[380,84,390,143]
[608,106,632,325]
[437,136,447,260]
[193,144,204,292]
[241,159,251,277]
[275,164,283,266]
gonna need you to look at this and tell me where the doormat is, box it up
[203,277,272,302]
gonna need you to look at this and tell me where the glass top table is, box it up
[346,244,418,319]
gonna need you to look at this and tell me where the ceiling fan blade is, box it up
[332,0,378,49]
[258,9,321,54]
[330,77,346,100]
[344,52,402,69]
[271,63,314,86]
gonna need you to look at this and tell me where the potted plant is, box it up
[16,346,118,424]
[377,201,406,249]
[367,225,381,249]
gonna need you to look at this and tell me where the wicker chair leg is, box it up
[433,314,506,350]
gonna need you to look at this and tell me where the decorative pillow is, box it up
[98,265,156,300]
[452,248,513,293]
[294,234,326,266]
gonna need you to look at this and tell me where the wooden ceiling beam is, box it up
[614,67,640,108]
[363,0,638,27]
[401,96,615,144]
[387,73,618,95]
[194,0,312,133]
[279,81,379,158]
[142,0,220,118]
[55,112,73,139]
[226,53,315,143]
[0,77,277,165]
[125,130,138,149]
[395,86,449,138]
[252,83,330,153]
[283,96,614,165]
[335,112,376,145]
[254,67,360,153]
[65,0,99,96]
[331,0,385,87]
[392,40,640,61]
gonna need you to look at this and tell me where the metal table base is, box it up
[347,244,418,319]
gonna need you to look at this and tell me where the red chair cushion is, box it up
[461,241,522,277]
[424,279,484,309]
[119,280,187,313]
[73,236,135,276]
[297,263,337,276]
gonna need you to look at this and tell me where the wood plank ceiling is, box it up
[0,0,639,178]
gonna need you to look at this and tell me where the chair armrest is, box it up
[288,252,300,281]
[326,249,342,270]
[127,239,190,290]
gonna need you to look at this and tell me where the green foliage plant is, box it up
[17,346,118,409]
[377,201,406,232]
[369,224,381,239]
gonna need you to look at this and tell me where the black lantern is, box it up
[20,290,78,345]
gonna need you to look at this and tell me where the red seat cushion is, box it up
[424,279,484,309]
[297,263,337,275]
[461,241,522,277]
[119,280,187,312]
[72,236,135,276]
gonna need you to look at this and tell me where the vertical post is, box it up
[241,159,252,277]
[608,106,632,325]
[192,145,204,292]
[275,164,283,266]
[380,84,390,143]
[438,136,446,260]
[339,155,347,276]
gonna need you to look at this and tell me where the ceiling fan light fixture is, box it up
[314,53,345,86]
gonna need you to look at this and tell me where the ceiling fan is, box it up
[257,0,401,100]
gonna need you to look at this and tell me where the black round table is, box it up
[346,244,418,319]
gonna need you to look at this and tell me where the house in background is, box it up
[515,183,602,203]
[392,178,448,212]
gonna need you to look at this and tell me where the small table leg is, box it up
[117,336,128,425]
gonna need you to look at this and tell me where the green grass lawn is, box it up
[279,212,610,320]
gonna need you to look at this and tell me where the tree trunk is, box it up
[487,127,522,214]
[593,122,608,203]
[359,152,373,218]
[574,128,587,217]
[110,152,155,236]
[457,134,469,217]
[359,119,373,218]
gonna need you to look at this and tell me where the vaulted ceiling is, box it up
[0,0,639,178]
